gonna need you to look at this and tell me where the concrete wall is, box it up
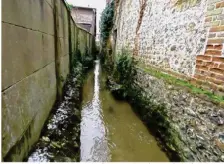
[2,0,93,161]
[114,0,224,90]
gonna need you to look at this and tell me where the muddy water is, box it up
[80,60,169,162]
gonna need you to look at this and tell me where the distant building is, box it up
[96,34,100,42]
[106,0,112,4]
[70,6,96,37]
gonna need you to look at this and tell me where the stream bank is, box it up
[106,64,224,162]
[25,62,85,162]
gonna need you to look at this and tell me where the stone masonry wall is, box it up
[113,0,224,161]
[136,68,224,161]
[2,0,93,161]
[114,0,224,90]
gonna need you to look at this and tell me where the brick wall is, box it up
[194,0,224,89]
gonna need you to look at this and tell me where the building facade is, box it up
[71,6,96,37]
[106,0,112,4]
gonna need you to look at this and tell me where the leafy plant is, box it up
[100,0,114,48]
[71,47,94,73]
[113,49,137,86]
[81,47,94,70]
[101,48,114,73]
[107,48,137,99]
[65,1,73,11]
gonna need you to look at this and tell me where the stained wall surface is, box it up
[114,0,224,89]
[136,68,224,161]
[2,0,93,161]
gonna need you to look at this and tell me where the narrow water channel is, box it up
[81,60,169,162]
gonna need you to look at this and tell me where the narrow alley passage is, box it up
[2,0,224,162]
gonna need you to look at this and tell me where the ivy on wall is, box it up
[100,0,115,48]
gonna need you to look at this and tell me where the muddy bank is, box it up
[106,67,224,162]
[25,63,84,162]
[133,68,224,162]
[106,76,180,161]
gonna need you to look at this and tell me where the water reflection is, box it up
[80,60,110,162]
[80,60,169,162]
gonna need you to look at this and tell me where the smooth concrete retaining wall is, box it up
[2,0,93,161]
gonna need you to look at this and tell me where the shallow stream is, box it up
[80,60,169,162]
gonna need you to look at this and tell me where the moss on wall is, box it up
[2,0,94,161]
[104,49,224,161]
[137,63,224,104]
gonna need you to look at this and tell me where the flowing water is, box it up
[80,60,169,162]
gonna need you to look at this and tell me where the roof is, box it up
[71,5,96,11]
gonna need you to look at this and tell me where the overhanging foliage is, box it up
[100,1,114,48]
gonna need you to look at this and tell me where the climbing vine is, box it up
[100,0,115,48]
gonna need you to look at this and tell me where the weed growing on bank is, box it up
[104,49,182,161]
[106,49,137,99]
[100,0,114,48]
[72,47,94,74]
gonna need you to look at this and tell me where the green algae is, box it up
[137,64,224,104]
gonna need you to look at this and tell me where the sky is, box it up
[66,0,106,35]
